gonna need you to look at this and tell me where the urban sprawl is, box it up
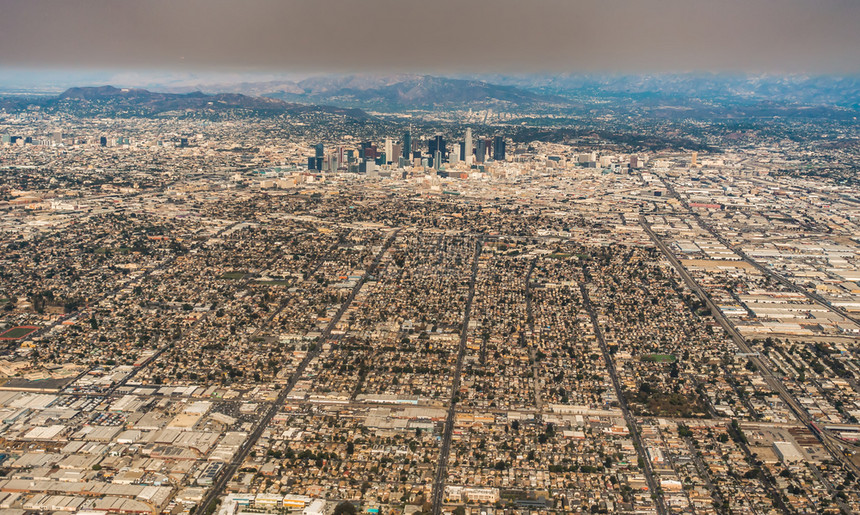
[0,108,859,515]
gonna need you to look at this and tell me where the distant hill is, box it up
[471,74,860,108]
[263,74,567,110]
[42,86,372,119]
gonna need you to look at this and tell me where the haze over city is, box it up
[0,1,859,515]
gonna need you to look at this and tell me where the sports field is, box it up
[0,326,39,340]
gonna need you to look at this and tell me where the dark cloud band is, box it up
[0,0,858,73]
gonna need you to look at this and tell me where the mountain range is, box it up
[114,73,860,110]
[1,73,857,121]
[2,86,372,119]
[466,74,860,107]
[262,74,566,110]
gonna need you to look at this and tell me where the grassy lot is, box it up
[627,389,709,418]
[0,326,39,339]
[641,354,676,363]
[220,272,246,280]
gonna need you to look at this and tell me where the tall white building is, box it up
[384,138,393,164]
[464,128,473,162]
[450,143,460,164]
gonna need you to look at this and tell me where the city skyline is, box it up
[1,1,860,514]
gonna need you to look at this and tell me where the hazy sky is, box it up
[1,0,859,74]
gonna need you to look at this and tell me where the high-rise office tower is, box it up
[463,128,472,161]
[363,144,378,160]
[402,130,412,159]
[450,144,460,164]
[476,139,487,163]
[384,138,393,164]
[691,151,698,167]
[315,143,324,159]
[493,136,506,161]
[429,135,446,162]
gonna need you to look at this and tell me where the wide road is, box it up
[579,282,667,515]
[431,239,482,515]
[640,215,860,484]
[523,259,542,410]
[656,174,860,453]
[658,175,860,327]
[197,229,400,514]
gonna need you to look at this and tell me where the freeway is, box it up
[431,239,482,515]
[640,215,860,488]
[657,175,860,328]
[653,173,860,455]
[579,282,667,515]
[197,229,400,514]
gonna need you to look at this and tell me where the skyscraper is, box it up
[429,135,446,163]
[402,130,412,159]
[315,143,324,159]
[493,136,505,161]
[463,128,472,162]
[384,138,393,164]
[476,139,487,163]
[450,143,461,165]
[362,143,378,160]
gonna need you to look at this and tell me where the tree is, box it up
[334,501,357,515]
